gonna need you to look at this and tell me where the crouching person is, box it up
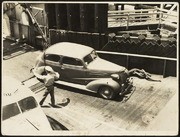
[32,66,60,107]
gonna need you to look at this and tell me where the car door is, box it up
[44,54,61,75]
[60,56,87,85]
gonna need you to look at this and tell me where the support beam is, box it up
[55,4,67,29]
[79,4,95,32]
[167,4,177,14]
[94,4,108,33]
[45,4,56,29]
[80,4,88,32]
[55,4,60,29]
[94,4,108,49]
[66,4,80,31]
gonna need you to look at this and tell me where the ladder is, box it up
[20,3,49,49]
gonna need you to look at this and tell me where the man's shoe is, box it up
[39,102,43,106]
[49,103,61,108]
[48,103,55,107]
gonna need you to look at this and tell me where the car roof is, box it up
[45,42,94,59]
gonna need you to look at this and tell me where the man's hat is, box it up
[45,66,53,72]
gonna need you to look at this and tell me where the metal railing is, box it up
[108,8,177,29]
[97,50,177,77]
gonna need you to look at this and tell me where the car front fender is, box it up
[86,78,121,93]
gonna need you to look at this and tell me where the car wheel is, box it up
[98,86,115,100]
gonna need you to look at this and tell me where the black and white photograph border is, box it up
[1,1,179,136]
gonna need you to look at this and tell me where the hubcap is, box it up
[99,87,114,99]
[104,90,110,95]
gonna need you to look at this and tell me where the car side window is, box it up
[62,57,83,67]
[45,54,60,62]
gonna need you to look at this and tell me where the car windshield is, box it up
[18,96,38,113]
[83,50,98,65]
[2,96,38,121]
[3,102,21,121]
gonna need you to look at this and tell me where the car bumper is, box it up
[119,77,133,96]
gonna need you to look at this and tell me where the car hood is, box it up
[87,57,126,72]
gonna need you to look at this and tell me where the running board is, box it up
[55,80,96,93]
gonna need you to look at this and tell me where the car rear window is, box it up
[45,54,61,62]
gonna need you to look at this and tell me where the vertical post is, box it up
[66,4,80,31]
[94,4,108,33]
[140,9,142,22]
[45,4,56,29]
[126,13,129,30]
[49,28,51,45]
[121,4,124,10]
[9,20,14,38]
[88,4,95,32]
[94,4,108,49]
[163,59,167,78]
[55,4,60,29]
[94,4,99,33]
[66,4,72,30]
[30,24,36,47]
[18,22,22,39]
[160,4,164,9]
[80,4,88,32]
[126,55,129,69]
[27,24,30,43]
[94,4,100,49]
[55,4,67,30]
[159,12,162,26]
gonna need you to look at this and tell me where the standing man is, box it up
[33,66,60,107]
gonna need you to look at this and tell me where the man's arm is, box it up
[53,72,60,80]
[32,67,46,80]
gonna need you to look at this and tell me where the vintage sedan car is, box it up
[33,42,133,100]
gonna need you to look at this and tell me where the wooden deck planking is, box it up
[28,75,177,131]
[112,87,158,130]
[128,77,176,130]
[129,89,163,130]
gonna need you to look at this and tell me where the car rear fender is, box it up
[86,78,121,93]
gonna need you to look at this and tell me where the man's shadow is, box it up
[41,98,70,108]
[56,98,70,107]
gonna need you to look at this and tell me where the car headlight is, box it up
[111,74,119,80]
[124,68,128,74]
